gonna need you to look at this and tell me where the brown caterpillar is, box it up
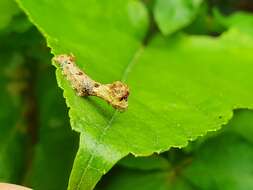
[53,54,129,111]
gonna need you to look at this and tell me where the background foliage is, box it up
[0,0,253,190]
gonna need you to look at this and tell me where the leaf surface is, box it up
[100,110,253,190]
[214,10,253,35]
[17,0,253,189]
[0,0,20,30]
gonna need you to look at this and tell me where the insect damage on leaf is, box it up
[53,54,130,111]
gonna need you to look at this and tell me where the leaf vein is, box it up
[76,45,144,189]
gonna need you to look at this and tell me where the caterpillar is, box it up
[53,54,129,111]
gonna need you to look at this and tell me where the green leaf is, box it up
[223,110,253,144]
[214,10,253,35]
[184,3,226,35]
[154,0,203,35]
[181,110,253,190]
[25,65,79,190]
[0,0,20,30]
[100,110,253,190]
[17,1,253,189]
[104,137,253,190]
[183,135,253,190]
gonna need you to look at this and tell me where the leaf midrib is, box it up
[76,45,144,189]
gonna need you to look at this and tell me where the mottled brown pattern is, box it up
[53,54,129,111]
